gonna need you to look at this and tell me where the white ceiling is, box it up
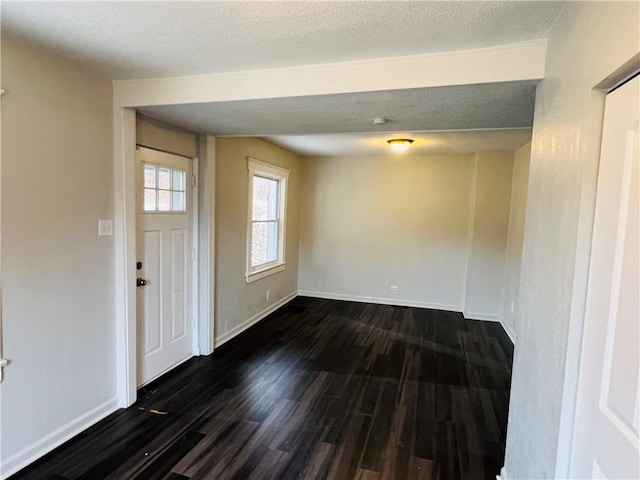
[1,1,559,156]
[139,81,537,135]
[2,1,563,80]
[267,129,532,157]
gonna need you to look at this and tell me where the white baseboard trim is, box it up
[298,290,462,313]
[298,291,516,343]
[214,291,297,348]
[1,397,119,479]
[463,310,501,322]
[464,310,515,344]
[500,320,516,344]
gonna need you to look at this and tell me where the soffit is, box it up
[138,81,537,136]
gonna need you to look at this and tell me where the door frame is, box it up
[554,58,640,478]
[135,145,199,387]
[567,72,639,478]
[114,109,215,407]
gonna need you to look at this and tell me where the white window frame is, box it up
[246,157,289,283]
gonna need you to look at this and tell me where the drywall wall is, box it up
[502,3,640,479]
[464,152,514,321]
[298,153,515,315]
[501,143,530,340]
[136,114,197,158]
[1,36,116,476]
[197,134,216,355]
[214,138,300,344]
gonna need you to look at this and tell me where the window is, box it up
[143,164,187,212]
[246,157,289,283]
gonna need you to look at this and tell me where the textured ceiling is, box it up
[267,129,533,157]
[139,81,537,156]
[2,1,553,157]
[139,81,537,135]
[2,1,563,80]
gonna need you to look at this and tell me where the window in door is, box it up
[143,163,187,212]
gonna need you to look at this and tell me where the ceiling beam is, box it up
[113,40,546,108]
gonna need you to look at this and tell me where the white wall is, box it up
[502,3,640,479]
[1,36,116,477]
[465,152,514,321]
[298,152,516,317]
[501,143,530,340]
[214,138,300,345]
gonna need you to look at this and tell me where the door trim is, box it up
[114,109,214,407]
[554,60,640,478]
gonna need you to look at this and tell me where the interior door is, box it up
[136,146,193,386]
[569,75,639,478]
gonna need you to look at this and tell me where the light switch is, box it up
[98,220,113,237]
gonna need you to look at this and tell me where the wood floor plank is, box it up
[299,441,334,479]
[354,468,381,480]
[127,430,205,480]
[9,297,513,480]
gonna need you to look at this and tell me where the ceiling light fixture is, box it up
[387,138,414,152]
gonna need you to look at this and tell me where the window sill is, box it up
[246,262,286,283]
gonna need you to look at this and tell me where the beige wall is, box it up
[464,152,514,320]
[136,114,197,158]
[298,153,516,316]
[215,138,300,343]
[503,3,640,479]
[1,36,115,475]
[501,142,531,339]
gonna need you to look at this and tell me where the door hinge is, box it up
[0,358,8,368]
[191,175,196,188]
[191,248,196,260]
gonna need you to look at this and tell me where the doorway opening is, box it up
[135,146,200,387]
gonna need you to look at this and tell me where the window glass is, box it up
[173,170,185,192]
[158,190,171,211]
[144,165,156,188]
[158,168,171,190]
[144,188,156,211]
[252,176,278,221]
[266,222,278,262]
[142,163,188,213]
[172,191,186,211]
[251,222,269,266]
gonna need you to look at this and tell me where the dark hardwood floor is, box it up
[9,297,513,480]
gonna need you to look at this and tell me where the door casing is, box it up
[568,72,639,478]
[113,109,215,407]
[553,61,640,478]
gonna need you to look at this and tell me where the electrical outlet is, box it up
[266,289,271,301]
[390,285,399,291]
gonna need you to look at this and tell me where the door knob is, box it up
[137,278,147,287]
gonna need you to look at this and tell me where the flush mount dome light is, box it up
[387,138,414,152]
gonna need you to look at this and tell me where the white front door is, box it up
[570,75,640,478]
[136,146,194,386]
